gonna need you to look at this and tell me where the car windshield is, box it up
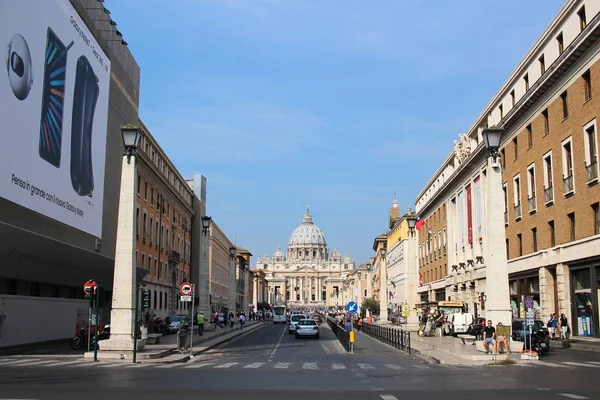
[298,320,317,326]
[170,316,182,323]
[291,315,305,322]
[274,308,285,315]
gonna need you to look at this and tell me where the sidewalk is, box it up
[82,320,264,363]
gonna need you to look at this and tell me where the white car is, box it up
[288,314,307,334]
[295,319,320,339]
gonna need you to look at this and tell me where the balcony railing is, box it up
[586,161,598,183]
[563,174,574,194]
[514,203,522,220]
[528,196,536,213]
[544,186,554,204]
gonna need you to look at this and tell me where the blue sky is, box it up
[106,0,564,265]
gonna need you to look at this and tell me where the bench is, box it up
[457,334,477,345]
[146,333,162,345]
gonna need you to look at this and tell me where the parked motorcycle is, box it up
[70,324,111,350]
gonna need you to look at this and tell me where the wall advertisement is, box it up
[1,0,111,237]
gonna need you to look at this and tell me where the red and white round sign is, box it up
[179,282,193,296]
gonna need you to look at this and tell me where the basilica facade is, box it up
[255,208,355,307]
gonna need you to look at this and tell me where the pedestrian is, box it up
[547,313,557,339]
[560,313,569,339]
[482,320,496,354]
[239,312,246,330]
[197,311,205,336]
[357,317,363,332]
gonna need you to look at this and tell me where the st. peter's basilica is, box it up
[255,208,355,307]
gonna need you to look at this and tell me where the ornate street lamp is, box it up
[120,124,141,163]
[482,126,504,167]
[201,215,212,235]
[407,215,417,233]
[229,246,236,260]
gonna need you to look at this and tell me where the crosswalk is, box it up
[0,358,598,371]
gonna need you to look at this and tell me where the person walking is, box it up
[239,312,246,330]
[560,313,569,339]
[547,313,558,339]
[197,311,205,336]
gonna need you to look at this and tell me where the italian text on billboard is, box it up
[1,0,111,237]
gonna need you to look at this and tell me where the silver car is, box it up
[288,314,307,334]
[295,319,320,339]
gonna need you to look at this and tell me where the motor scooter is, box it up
[70,324,110,350]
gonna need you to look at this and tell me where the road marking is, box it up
[269,325,286,359]
[0,359,39,366]
[302,362,318,369]
[124,363,148,368]
[320,342,331,355]
[562,362,600,368]
[244,362,265,368]
[332,363,347,369]
[214,362,238,369]
[538,362,574,369]
[558,394,588,399]
[385,364,404,370]
[514,363,535,367]
[587,361,600,365]
[155,364,180,368]
[413,364,430,370]
[183,362,214,369]
[380,395,399,400]
[356,372,366,378]
[357,363,374,369]
[39,360,85,367]
[537,388,550,391]
[18,360,59,366]
[274,362,290,369]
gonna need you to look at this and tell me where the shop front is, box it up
[571,265,599,338]
[509,273,541,320]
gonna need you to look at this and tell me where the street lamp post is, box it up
[199,216,212,318]
[229,246,236,315]
[405,215,420,331]
[378,247,389,324]
[357,271,362,315]
[482,126,512,327]
[101,125,144,357]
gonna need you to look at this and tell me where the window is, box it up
[583,70,591,102]
[593,203,600,235]
[503,183,509,225]
[513,174,522,220]
[510,90,515,107]
[527,124,533,148]
[144,181,148,200]
[568,212,576,241]
[150,188,154,206]
[543,152,554,204]
[501,148,506,168]
[159,261,163,279]
[542,109,549,135]
[136,207,140,237]
[499,104,504,120]
[557,32,564,55]
[141,253,145,270]
[149,216,153,244]
[506,238,510,258]
[517,234,522,257]
[561,91,568,119]
[154,259,158,278]
[524,74,529,91]
[137,175,141,195]
[513,137,518,160]
[549,220,555,247]
[539,54,545,75]
[135,250,138,267]
[142,211,147,238]
[562,137,574,194]
[578,6,587,31]
[532,228,538,252]
[527,164,536,213]
[584,121,599,182]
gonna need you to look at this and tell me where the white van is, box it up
[273,305,287,324]
[447,313,473,336]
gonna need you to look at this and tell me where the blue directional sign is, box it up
[346,301,358,314]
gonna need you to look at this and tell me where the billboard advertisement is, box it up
[0,0,111,237]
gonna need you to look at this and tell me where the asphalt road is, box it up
[0,322,598,400]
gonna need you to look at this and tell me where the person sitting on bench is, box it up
[482,320,496,354]
[495,322,511,354]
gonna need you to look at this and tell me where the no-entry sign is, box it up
[179,282,193,296]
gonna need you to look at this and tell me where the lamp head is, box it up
[379,247,386,257]
[407,216,417,229]
[201,215,212,230]
[120,124,141,163]
[482,126,503,153]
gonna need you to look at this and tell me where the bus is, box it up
[273,305,287,324]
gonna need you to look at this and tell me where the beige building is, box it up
[256,208,355,307]
[413,0,600,335]
[205,221,235,314]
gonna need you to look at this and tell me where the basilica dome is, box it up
[288,208,327,247]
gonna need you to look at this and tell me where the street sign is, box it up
[401,304,410,317]
[524,296,534,310]
[83,279,98,296]
[526,308,535,326]
[346,301,358,314]
[142,290,151,310]
[180,295,192,302]
[179,282,193,296]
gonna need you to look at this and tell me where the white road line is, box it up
[587,361,600,365]
[385,364,404,370]
[302,362,318,369]
[40,360,86,367]
[18,360,59,366]
[274,362,290,369]
[269,325,286,359]
[125,363,149,368]
[357,363,374,369]
[332,363,347,369]
[563,362,600,368]
[214,362,239,369]
[355,372,366,378]
[380,395,399,400]
[320,342,331,355]
[183,362,214,369]
[514,363,535,367]
[155,364,180,368]
[0,359,40,366]
[558,394,588,399]
[538,362,574,369]
[244,362,265,368]
[413,364,430,370]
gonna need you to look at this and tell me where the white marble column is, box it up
[406,233,420,330]
[300,277,304,302]
[102,157,144,352]
[483,157,512,327]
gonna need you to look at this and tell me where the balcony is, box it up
[514,203,522,220]
[169,250,181,264]
[528,196,536,213]
[586,161,598,183]
[544,186,554,204]
[563,174,574,195]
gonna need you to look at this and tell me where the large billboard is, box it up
[1,0,111,237]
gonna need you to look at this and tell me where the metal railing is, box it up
[514,203,522,219]
[586,161,598,182]
[327,317,349,352]
[361,322,411,354]
[528,196,536,213]
[563,175,574,194]
[544,186,554,204]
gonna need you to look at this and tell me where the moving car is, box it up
[295,319,320,339]
[288,314,307,334]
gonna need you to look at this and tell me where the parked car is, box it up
[295,319,320,339]
[167,315,190,333]
[288,314,307,334]
[466,317,486,339]
[511,319,550,353]
[447,312,474,336]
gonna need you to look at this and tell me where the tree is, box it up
[362,297,380,316]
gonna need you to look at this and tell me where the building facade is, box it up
[414,0,600,336]
[255,208,355,307]
[135,121,194,319]
[206,221,235,315]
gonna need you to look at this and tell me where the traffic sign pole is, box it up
[190,284,195,359]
